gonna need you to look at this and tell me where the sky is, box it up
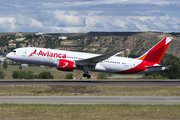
[0,0,180,33]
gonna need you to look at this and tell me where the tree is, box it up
[3,59,8,69]
[65,73,73,79]
[0,70,5,79]
[144,53,180,79]
[160,54,180,79]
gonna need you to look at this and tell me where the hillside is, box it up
[1,32,180,58]
[48,32,180,58]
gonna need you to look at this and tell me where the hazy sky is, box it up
[0,0,180,33]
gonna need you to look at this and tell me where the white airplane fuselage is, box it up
[7,47,142,73]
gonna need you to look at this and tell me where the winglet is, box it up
[138,37,172,64]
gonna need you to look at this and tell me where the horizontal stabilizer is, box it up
[145,65,172,70]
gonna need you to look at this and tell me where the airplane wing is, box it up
[75,48,127,66]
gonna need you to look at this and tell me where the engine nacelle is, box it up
[57,59,75,71]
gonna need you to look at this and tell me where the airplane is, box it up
[6,37,172,79]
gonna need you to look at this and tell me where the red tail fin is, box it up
[138,37,172,64]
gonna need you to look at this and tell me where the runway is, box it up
[0,96,180,104]
[1,81,180,105]
[0,81,180,86]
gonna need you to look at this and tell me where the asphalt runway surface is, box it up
[0,81,180,86]
[0,96,180,104]
[1,81,180,105]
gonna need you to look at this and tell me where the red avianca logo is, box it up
[29,49,66,58]
[29,49,37,57]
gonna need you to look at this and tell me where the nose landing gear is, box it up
[19,65,22,70]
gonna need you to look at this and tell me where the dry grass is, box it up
[0,85,180,96]
[98,86,180,96]
[1,65,68,79]
[1,65,100,79]
[0,65,145,80]
[31,85,101,95]
[0,104,180,120]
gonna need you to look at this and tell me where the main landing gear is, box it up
[83,73,91,79]
[82,65,91,79]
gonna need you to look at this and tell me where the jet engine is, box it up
[57,59,76,71]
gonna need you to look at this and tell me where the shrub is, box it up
[97,72,107,79]
[34,75,39,79]
[19,71,28,79]
[154,74,165,79]
[12,70,35,79]
[12,71,20,79]
[0,70,5,79]
[26,70,34,79]
[142,74,165,79]
[142,75,154,79]
[39,71,54,79]
[65,73,73,79]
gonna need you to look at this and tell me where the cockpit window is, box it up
[13,50,16,53]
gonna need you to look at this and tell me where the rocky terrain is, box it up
[49,32,180,58]
[1,31,180,58]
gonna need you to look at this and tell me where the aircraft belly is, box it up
[93,64,106,72]
[17,55,47,65]
[101,63,129,73]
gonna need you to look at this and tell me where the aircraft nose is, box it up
[6,52,12,60]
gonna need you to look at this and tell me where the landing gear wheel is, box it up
[83,73,87,77]
[19,65,22,70]
[83,73,91,79]
[87,75,91,79]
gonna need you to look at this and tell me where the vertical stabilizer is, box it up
[138,37,172,64]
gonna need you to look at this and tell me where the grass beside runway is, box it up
[0,65,147,80]
[0,85,180,96]
[0,104,180,120]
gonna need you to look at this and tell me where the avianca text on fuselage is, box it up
[29,49,66,58]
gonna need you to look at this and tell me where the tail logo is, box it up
[59,62,68,68]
